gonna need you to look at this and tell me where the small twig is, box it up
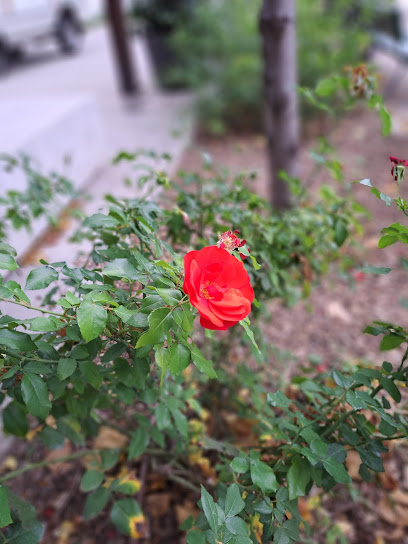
[0,449,105,483]
[136,454,150,508]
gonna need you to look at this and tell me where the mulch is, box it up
[2,103,408,543]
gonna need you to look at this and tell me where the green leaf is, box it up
[77,301,107,343]
[382,361,393,373]
[57,358,77,381]
[0,486,12,528]
[191,346,216,378]
[101,342,127,362]
[113,307,148,328]
[110,498,143,537]
[25,266,58,290]
[250,460,278,494]
[101,450,121,470]
[2,402,28,437]
[139,295,165,314]
[80,470,104,492]
[21,374,51,419]
[230,456,250,474]
[0,329,36,352]
[378,235,397,249]
[1,520,44,543]
[79,361,102,389]
[171,408,189,437]
[361,266,391,275]
[334,221,348,246]
[358,464,373,482]
[180,515,194,531]
[379,377,401,402]
[287,456,310,500]
[332,370,352,389]
[155,403,171,431]
[136,308,172,348]
[0,242,16,256]
[267,390,291,409]
[225,516,248,536]
[0,254,18,271]
[316,76,338,96]
[129,427,150,460]
[340,424,359,446]
[239,318,261,354]
[84,488,111,520]
[27,317,64,332]
[186,530,206,544]
[168,343,190,375]
[114,358,137,386]
[380,334,405,351]
[321,457,351,484]
[200,486,219,534]
[38,426,65,450]
[345,390,367,410]
[84,213,119,229]
[379,103,392,136]
[356,446,384,472]
[224,484,245,518]
[379,418,398,437]
[156,288,182,306]
[103,259,141,282]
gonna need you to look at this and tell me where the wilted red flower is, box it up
[390,156,408,180]
[183,246,254,330]
[217,230,246,251]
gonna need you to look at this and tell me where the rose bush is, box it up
[0,151,407,544]
[183,245,254,330]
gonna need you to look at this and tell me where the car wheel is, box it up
[0,44,10,76]
[57,13,84,54]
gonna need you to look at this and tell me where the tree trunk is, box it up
[105,0,138,95]
[259,0,299,209]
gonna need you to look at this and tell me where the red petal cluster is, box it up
[183,246,254,330]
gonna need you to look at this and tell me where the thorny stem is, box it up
[0,349,59,365]
[0,297,66,317]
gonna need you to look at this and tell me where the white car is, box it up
[0,0,84,73]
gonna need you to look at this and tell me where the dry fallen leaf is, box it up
[46,440,72,474]
[54,519,78,544]
[378,497,408,527]
[175,500,200,527]
[92,426,128,450]
[146,492,172,518]
[0,456,18,472]
[345,450,362,481]
[376,527,406,542]
[391,488,408,507]
[327,301,352,324]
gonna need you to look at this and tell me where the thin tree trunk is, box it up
[106,0,138,95]
[259,0,299,209]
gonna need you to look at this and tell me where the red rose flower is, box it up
[183,246,254,330]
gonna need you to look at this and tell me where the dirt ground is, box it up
[2,103,408,543]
